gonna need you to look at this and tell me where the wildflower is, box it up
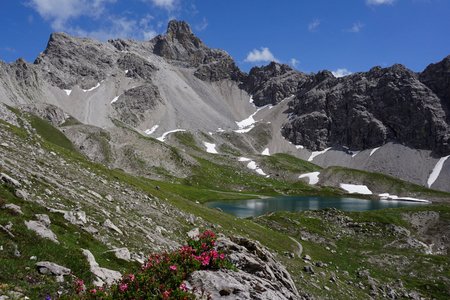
[89,289,97,294]
[219,253,225,260]
[169,265,177,271]
[74,278,85,294]
[45,295,51,300]
[179,283,188,292]
[162,290,171,299]
[119,283,128,292]
[128,273,135,281]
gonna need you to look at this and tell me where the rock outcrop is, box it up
[282,65,450,155]
[244,62,309,106]
[153,20,244,82]
[34,32,118,89]
[419,55,450,122]
[187,236,301,300]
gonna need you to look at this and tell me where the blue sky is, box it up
[1,0,449,74]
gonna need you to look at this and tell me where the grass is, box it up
[254,205,450,299]
[260,153,322,174]
[324,166,450,198]
[28,114,76,152]
[174,132,202,151]
[0,184,137,299]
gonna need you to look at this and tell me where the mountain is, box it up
[1,20,450,299]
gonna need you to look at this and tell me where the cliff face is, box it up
[280,65,450,155]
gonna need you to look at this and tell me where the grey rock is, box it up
[112,84,162,127]
[117,52,157,81]
[244,62,309,106]
[2,204,23,215]
[206,236,300,299]
[282,65,450,155]
[106,247,131,261]
[187,227,200,239]
[24,218,59,244]
[14,189,28,200]
[36,261,71,282]
[420,55,450,123]
[153,20,244,82]
[35,214,51,227]
[34,32,117,89]
[0,173,21,188]
[103,219,123,235]
[82,249,122,286]
[63,210,87,226]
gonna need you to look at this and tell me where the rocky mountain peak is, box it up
[166,20,194,40]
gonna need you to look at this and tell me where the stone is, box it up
[82,249,122,286]
[3,204,23,215]
[303,254,311,261]
[191,236,301,299]
[36,261,71,282]
[14,189,29,200]
[103,219,123,235]
[63,210,87,225]
[0,173,21,188]
[107,248,131,261]
[24,219,59,244]
[35,214,51,227]
[303,266,315,274]
[282,64,450,155]
[187,227,200,239]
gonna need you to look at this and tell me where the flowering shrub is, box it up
[71,230,233,299]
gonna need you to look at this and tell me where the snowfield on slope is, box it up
[427,155,450,187]
[203,142,218,154]
[340,183,373,195]
[298,172,320,185]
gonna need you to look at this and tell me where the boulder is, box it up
[82,249,122,286]
[36,261,71,282]
[188,236,300,300]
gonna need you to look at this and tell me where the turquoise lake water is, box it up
[206,196,427,218]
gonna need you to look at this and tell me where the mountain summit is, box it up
[0,20,449,192]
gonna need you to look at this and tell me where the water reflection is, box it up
[206,196,427,218]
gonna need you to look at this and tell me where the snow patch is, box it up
[125,70,129,74]
[351,151,360,158]
[238,157,251,162]
[261,148,270,156]
[379,193,431,203]
[203,142,218,154]
[427,155,450,188]
[157,129,186,142]
[111,95,120,104]
[234,125,255,133]
[234,105,271,133]
[340,183,373,195]
[369,147,380,157]
[82,82,101,92]
[239,157,268,176]
[249,96,254,104]
[246,161,257,170]
[295,145,304,149]
[216,128,225,133]
[299,172,320,185]
[145,125,159,135]
[308,147,332,162]
[63,89,72,96]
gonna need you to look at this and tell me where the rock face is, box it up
[34,32,118,89]
[112,84,162,127]
[36,261,71,282]
[282,65,450,155]
[187,236,300,300]
[153,20,244,82]
[419,55,450,122]
[244,62,309,106]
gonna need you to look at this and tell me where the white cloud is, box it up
[150,0,177,10]
[332,68,353,78]
[347,22,364,33]
[366,0,395,5]
[245,47,279,63]
[195,17,208,31]
[28,0,115,31]
[290,58,299,68]
[308,19,321,32]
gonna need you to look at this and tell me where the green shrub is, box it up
[71,230,233,299]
